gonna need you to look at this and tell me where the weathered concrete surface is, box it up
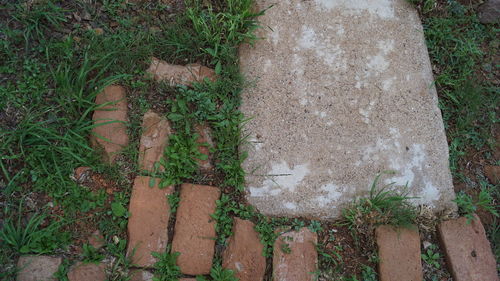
[240,0,456,219]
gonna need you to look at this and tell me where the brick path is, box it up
[17,70,499,281]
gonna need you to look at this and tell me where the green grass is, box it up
[343,172,417,231]
[0,201,70,254]
[421,243,441,269]
[417,1,499,176]
[413,1,499,265]
[151,248,182,281]
[195,263,238,281]
[2,0,497,280]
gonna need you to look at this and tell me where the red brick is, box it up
[222,218,266,281]
[17,256,61,281]
[138,111,171,172]
[74,166,91,182]
[67,262,106,281]
[484,165,500,185]
[129,269,154,281]
[194,123,213,170]
[171,183,220,275]
[90,85,128,163]
[88,230,105,249]
[375,225,423,281]
[273,228,318,281]
[127,176,174,267]
[146,57,216,86]
[438,215,499,281]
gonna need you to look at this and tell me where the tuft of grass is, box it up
[0,202,70,254]
[343,172,417,231]
[340,173,416,279]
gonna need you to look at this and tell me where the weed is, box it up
[254,216,292,258]
[488,218,499,261]
[280,236,293,254]
[12,0,67,47]
[53,259,71,281]
[0,202,70,254]
[421,244,441,269]
[182,0,265,65]
[359,265,378,281]
[343,172,417,231]
[420,2,498,177]
[339,265,378,281]
[308,220,323,233]
[106,238,133,281]
[406,0,436,14]
[151,247,181,281]
[82,244,104,263]
[159,133,204,187]
[196,263,238,281]
[316,243,342,267]
[167,192,181,213]
[454,186,499,223]
[212,194,255,244]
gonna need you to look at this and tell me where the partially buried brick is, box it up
[194,123,213,170]
[273,227,318,281]
[138,110,171,172]
[88,230,105,249]
[17,255,62,281]
[146,57,216,86]
[171,183,220,275]
[67,262,106,281]
[222,218,266,281]
[484,165,500,185]
[375,225,423,281]
[127,176,174,267]
[129,269,154,281]
[90,85,129,163]
[438,215,499,281]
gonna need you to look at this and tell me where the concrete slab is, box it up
[240,0,456,219]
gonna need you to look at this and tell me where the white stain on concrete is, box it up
[315,183,342,207]
[377,39,395,54]
[298,27,317,49]
[297,26,345,68]
[314,111,327,118]
[421,182,441,204]
[387,143,426,187]
[270,28,280,46]
[358,100,376,124]
[249,161,310,197]
[367,54,389,73]
[315,0,395,19]
[382,77,394,91]
[263,59,273,72]
[284,202,297,209]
